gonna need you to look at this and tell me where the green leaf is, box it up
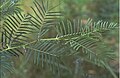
[55,19,118,40]
[0,52,14,78]
[30,0,61,29]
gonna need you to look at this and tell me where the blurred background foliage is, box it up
[1,0,119,78]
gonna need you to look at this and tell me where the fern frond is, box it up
[67,37,113,64]
[0,12,36,73]
[30,0,61,29]
[67,37,97,55]
[25,40,71,72]
[0,52,14,78]
[66,37,117,78]
[55,18,117,39]
[54,19,118,78]
[0,0,118,78]
[1,12,35,48]
[0,0,21,20]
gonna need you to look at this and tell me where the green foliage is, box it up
[0,0,118,78]
[0,51,14,78]
[0,0,21,20]
[56,18,117,39]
